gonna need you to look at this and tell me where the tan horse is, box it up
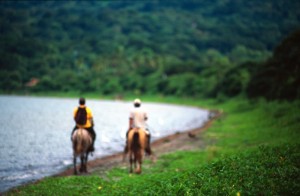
[72,128,92,175]
[127,128,147,174]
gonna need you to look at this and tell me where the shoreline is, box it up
[4,109,221,194]
[55,109,221,177]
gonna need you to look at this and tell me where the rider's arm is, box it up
[86,107,94,127]
[90,118,94,127]
[129,117,134,129]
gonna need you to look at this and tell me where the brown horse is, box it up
[72,128,92,175]
[127,128,147,174]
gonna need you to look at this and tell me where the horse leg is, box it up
[136,162,141,174]
[135,150,142,174]
[129,153,133,173]
[133,155,137,171]
[80,154,84,173]
[73,156,77,175]
[84,152,89,173]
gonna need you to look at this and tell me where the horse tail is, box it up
[132,132,140,152]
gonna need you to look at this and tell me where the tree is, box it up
[247,30,300,100]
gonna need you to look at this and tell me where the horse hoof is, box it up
[135,169,141,174]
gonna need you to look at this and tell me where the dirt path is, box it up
[56,110,220,177]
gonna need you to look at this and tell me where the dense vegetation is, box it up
[1,0,300,100]
[6,98,300,195]
[2,1,300,195]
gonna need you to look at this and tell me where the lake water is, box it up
[0,95,209,193]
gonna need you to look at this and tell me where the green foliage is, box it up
[2,0,299,99]
[165,73,200,96]
[187,144,300,195]
[9,145,299,195]
[6,176,106,196]
[0,70,22,92]
[247,29,300,100]
[211,62,256,98]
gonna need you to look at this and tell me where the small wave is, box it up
[1,172,36,181]
[61,160,72,166]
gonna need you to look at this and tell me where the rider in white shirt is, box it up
[124,98,152,155]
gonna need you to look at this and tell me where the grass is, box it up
[5,96,300,195]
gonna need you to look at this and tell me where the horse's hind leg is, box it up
[135,159,142,174]
[80,155,84,173]
[73,156,78,175]
[84,152,89,173]
[129,153,133,173]
[135,151,142,174]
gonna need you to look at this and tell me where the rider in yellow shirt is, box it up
[71,97,96,152]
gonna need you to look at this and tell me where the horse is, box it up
[72,128,92,175]
[127,128,147,174]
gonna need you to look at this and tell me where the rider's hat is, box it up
[134,98,141,104]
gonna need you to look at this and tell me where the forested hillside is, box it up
[1,0,299,100]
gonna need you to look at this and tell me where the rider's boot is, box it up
[145,133,152,156]
[124,141,128,154]
[88,130,96,153]
[124,129,130,154]
[89,140,95,152]
[122,132,129,162]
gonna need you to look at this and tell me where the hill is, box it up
[1,0,300,99]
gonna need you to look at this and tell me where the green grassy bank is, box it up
[5,96,300,195]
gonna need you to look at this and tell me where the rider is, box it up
[71,97,96,152]
[124,98,152,155]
